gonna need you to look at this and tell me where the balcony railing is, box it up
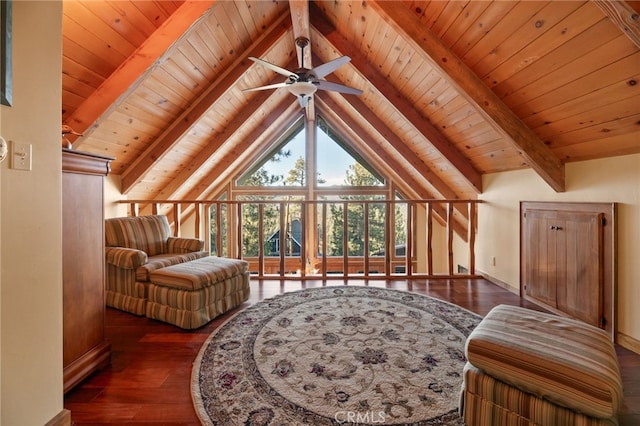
[121,199,481,280]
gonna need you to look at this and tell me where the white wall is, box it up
[476,154,640,346]
[105,174,127,218]
[0,2,64,424]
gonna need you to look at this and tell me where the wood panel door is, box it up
[557,211,604,327]
[521,202,615,337]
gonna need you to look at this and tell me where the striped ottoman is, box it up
[461,305,622,426]
[146,256,250,329]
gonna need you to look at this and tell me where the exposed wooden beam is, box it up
[593,1,640,48]
[153,72,297,201]
[227,111,305,191]
[120,11,293,194]
[368,0,565,192]
[186,98,302,200]
[289,0,312,68]
[66,0,216,149]
[316,95,468,239]
[315,95,429,199]
[316,87,460,201]
[310,8,483,194]
[318,90,470,222]
[289,0,315,121]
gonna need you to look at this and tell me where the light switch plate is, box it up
[11,141,32,171]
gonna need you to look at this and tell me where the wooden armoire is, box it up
[62,148,114,393]
[520,201,616,338]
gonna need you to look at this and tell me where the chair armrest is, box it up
[105,247,148,269]
[167,237,204,253]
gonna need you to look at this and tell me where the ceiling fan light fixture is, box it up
[288,81,317,97]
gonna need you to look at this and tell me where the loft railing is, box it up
[120,199,481,280]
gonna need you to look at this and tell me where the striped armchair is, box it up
[104,215,207,315]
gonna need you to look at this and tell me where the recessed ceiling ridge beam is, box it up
[66,0,216,149]
[369,0,565,192]
[309,6,483,194]
[120,10,294,194]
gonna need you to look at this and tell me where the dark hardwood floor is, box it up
[64,278,640,425]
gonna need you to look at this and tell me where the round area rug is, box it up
[191,286,481,425]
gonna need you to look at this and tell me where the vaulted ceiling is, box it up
[62,1,640,202]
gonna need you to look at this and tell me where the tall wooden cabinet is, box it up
[520,202,616,338]
[62,149,113,393]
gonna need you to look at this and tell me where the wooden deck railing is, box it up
[120,199,481,280]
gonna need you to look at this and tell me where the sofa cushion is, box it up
[149,256,249,291]
[136,252,208,282]
[105,215,171,256]
[168,236,204,253]
[105,247,148,269]
[465,304,622,420]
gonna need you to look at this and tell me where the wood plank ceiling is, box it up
[62,0,640,202]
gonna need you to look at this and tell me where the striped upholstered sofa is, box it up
[104,215,208,315]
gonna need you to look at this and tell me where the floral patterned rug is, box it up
[192,286,481,425]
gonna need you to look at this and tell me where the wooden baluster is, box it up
[385,201,391,277]
[204,204,212,255]
[447,202,454,276]
[279,202,286,277]
[173,203,181,237]
[215,203,222,257]
[300,202,306,278]
[258,204,264,277]
[427,202,433,275]
[194,203,201,240]
[406,201,413,277]
[468,202,476,275]
[236,203,243,260]
[364,202,370,277]
[343,202,348,277]
[322,203,327,279]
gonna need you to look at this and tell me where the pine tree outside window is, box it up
[231,114,406,274]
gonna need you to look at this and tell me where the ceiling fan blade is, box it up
[248,57,297,79]
[312,56,351,79]
[315,80,363,95]
[242,82,290,92]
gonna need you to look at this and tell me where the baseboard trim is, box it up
[478,270,519,295]
[44,409,71,426]
[616,331,640,355]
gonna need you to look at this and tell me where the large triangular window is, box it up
[316,116,384,187]
[236,119,306,187]
[236,115,384,188]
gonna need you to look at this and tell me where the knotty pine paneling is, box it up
[495,20,621,100]
[460,2,548,68]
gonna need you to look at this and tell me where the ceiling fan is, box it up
[243,37,362,108]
